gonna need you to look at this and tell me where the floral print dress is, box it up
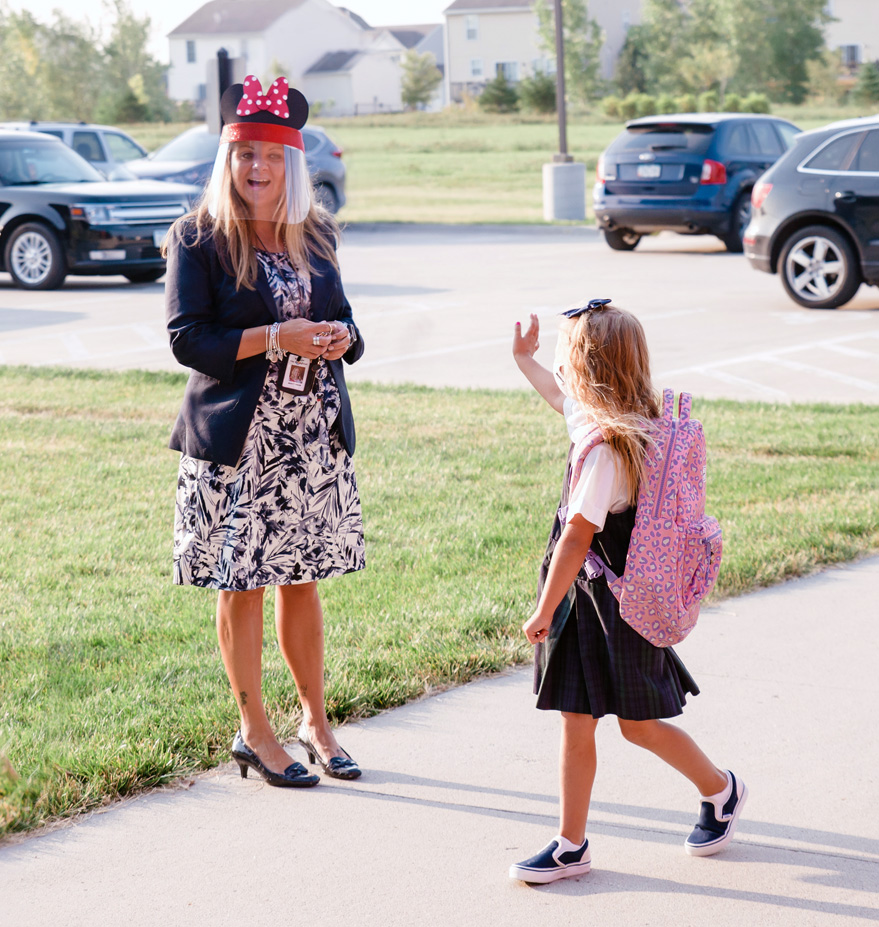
[173,250,365,590]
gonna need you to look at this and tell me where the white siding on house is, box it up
[824,0,878,70]
[303,51,404,116]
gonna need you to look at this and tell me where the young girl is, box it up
[509,301,746,883]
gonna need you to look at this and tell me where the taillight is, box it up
[332,148,343,159]
[597,153,605,184]
[700,159,727,185]
[751,181,772,210]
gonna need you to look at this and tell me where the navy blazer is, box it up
[165,222,364,467]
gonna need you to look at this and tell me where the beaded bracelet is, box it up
[266,322,285,362]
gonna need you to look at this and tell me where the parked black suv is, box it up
[0,130,197,289]
[593,113,800,252]
[744,115,879,308]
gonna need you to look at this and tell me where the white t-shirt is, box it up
[563,398,631,532]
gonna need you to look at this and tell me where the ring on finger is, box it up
[312,335,322,346]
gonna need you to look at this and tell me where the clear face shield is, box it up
[208,76,312,225]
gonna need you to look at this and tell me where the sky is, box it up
[8,0,451,61]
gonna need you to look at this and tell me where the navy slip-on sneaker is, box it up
[685,770,748,857]
[509,836,591,883]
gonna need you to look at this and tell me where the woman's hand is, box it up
[513,313,540,362]
[523,608,553,645]
[278,319,334,358]
[322,321,353,361]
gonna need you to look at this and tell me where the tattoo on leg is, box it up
[239,690,248,707]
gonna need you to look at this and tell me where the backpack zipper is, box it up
[653,420,678,519]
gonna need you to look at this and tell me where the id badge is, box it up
[278,355,317,395]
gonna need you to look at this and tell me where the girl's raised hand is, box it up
[512,313,540,360]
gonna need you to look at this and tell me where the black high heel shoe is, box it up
[231,731,320,788]
[297,723,362,780]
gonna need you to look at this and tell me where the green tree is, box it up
[400,49,442,110]
[614,25,649,95]
[518,70,556,112]
[478,72,519,112]
[534,0,604,103]
[855,61,879,104]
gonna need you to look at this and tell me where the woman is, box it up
[165,76,364,788]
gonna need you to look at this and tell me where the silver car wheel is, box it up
[784,235,844,302]
[10,230,54,286]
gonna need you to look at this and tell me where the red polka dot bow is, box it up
[237,76,290,118]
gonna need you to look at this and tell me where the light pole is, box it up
[553,0,571,163]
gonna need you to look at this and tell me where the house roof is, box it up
[169,0,309,35]
[443,0,532,12]
[337,7,371,30]
[387,24,440,48]
[305,50,363,73]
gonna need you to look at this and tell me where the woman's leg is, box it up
[275,582,344,761]
[617,718,727,796]
[559,712,600,845]
[216,588,293,773]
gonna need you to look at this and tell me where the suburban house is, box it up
[824,0,879,73]
[166,0,444,117]
[442,0,643,104]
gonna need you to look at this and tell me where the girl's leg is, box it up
[559,712,600,845]
[616,718,727,796]
[216,588,293,773]
[275,582,344,761]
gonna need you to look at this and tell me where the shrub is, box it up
[854,61,879,104]
[518,71,556,113]
[618,93,639,119]
[633,93,656,117]
[675,93,697,113]
[697,89,719,112]
[656,93,676,114]
[744,92,771,113]
[723,93,742,112]
[602,95,621,118]
[478,73,519,113]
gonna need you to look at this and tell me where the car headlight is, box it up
[70,204,112,223]
[167,167,208,185]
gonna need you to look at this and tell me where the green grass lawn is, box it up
[0,367,877,836]
[125,102,872,225]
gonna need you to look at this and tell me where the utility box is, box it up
[543,162,586,222]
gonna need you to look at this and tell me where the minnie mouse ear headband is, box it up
[561,298,612,319]
[208,75,312,224]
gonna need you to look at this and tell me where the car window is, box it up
[302,131,320,153]
[775,122,798,150]
[104,132,145,162]
[154,129,220,162]
[750,122,783,156]
[803,132,864,171]
[72,130,104,163]
[0,139,103,185]
[40,129,64,141]
[850,130,879,172]
[610,125,715,155]
[725,124,755,156]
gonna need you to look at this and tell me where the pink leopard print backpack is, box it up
[570,389,723,648]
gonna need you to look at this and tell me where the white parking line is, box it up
[61,333,90,360]
[0,293,119,312]
[130,324,169,349]
[356,335,511,369]
[693,368,790,401]
[770,357,879,393]
[824,343,879,360]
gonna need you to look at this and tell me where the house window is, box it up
[470,58,483,78]
[841,44,861,70]
[466,15,478,40]
[240,38,248,59]
[186,40,196,63]
[497,61,519,82]
[532,57,555,75]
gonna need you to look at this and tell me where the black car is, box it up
[0,130,198,289]
[126,124,347,214]
[593,113,800,252]
[744,115,879,309]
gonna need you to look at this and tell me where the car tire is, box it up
[314,182,339,214]
[124,269,165,284]
[4,222,66,290]
[603,228,641,251]
[721,190,751,254]
[778,225,861,309]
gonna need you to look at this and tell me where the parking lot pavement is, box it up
[1,225,877,403]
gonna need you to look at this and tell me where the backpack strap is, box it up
[584,549,620,585]
[677,391,692,422]
[662,388,675,424]
[570,425,604,489]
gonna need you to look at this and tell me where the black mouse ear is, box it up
[288,88,309,129]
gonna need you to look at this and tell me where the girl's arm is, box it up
[513,314,565,413]
[523,514,596,644]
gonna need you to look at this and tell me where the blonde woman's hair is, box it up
[562,305,660,504]
[164,141,339,289]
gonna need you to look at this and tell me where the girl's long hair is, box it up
[562,305,660,504]
[164,141,339,289]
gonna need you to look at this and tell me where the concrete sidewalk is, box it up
[3,557,878,926]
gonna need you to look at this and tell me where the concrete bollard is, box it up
[542,161,586,222]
